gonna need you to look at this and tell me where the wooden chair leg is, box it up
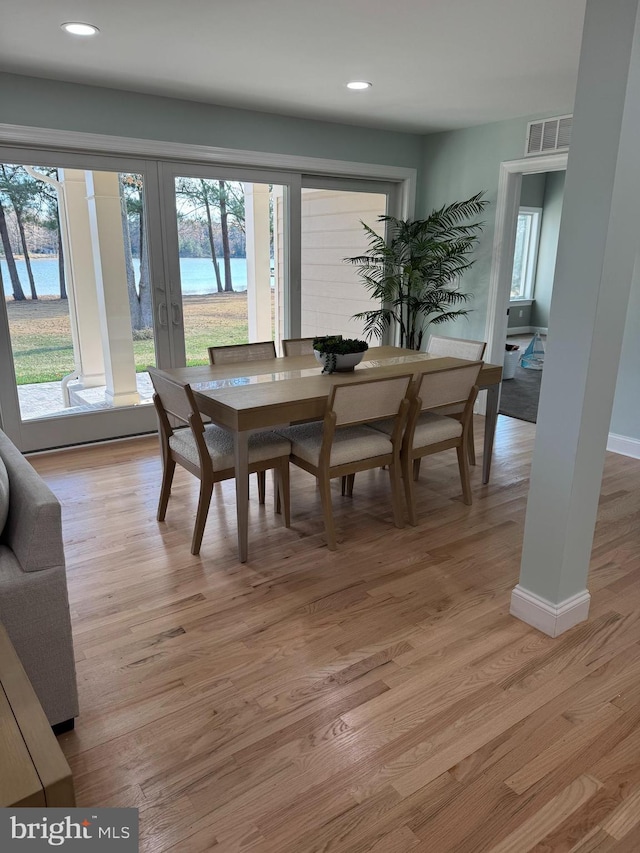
[191,479,213,555]
[341,475,348,496]
[388,462,405,529]
[275,460,291,527]
[274,468,281,514]
[257,470,266,504]
[413,458,421,481]
[457,442,473,506]
[341,473,355,497]
[318,472,337,550]
[402,454,418,526]
[467,419,476,466]
[157,457,176,521]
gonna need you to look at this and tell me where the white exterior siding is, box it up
[300,189,386,340]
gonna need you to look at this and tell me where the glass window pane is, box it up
[173,178,278,365]
[1,163,155,422]
[511,214,532,299]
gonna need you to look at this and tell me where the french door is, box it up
[158,162,299,368]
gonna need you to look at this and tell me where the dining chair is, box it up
[372,362,482,526]
[278,374,413,550]
[148,368,291,555]
[281,337,316,357]
[425,335,487,466]
[207,341,277,500]
[208,341,276,365]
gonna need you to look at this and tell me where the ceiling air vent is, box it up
[525,114,572,156]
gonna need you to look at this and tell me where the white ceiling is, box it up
[0,0,587,134]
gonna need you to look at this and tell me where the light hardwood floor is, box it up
[31,416,640,852]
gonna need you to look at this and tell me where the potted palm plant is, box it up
[346,192,489,350]
[313,336,369,374]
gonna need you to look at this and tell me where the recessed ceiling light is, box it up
[61,22,100,36]
[346,81,372,91]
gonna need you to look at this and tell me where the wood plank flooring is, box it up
[30,415,640,852]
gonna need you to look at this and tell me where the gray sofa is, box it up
[0,429,79,730]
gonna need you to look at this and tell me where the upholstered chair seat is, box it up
[169,425,290,471]
[284,422,394,468]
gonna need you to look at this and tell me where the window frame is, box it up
[511,206,542,301]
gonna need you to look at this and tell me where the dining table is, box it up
[159,345,502,562]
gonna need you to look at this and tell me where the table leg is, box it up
[234,431,250,562]
[482,384,501,485]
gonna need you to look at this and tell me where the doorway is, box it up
[500,170,566,422]
[483,152,568,425]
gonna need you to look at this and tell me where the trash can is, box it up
[503,346,520,380]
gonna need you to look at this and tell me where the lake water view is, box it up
[2,257,250,298]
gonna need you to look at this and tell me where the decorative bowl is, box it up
[313,350,365,373]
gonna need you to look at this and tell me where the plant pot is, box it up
[313,350,365,373]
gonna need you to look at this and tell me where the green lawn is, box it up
[7,294,254,385]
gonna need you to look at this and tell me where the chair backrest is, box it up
[282,337,315,357]
[426,335,486,361]
[328,374,413,427]
[415,363,483,412]
[208,341,276,365]
[148,368,202,430]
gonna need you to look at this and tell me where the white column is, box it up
[511,0,640,637]
[84,171,139,407]
[243,183,272,342]
[57,169,106,388]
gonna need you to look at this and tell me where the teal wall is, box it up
[419,115,537,342]
[520,173,546,208]
[508,302,533,329]
[531,170,565,328]
[611,263,640,441]
[0,73,423,169]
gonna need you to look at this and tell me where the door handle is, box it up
[157,301,168,327]
[171,302,181,326]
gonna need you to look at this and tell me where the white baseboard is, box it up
[607,432,640,459]
[510,585,591,637]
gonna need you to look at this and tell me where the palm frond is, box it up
[345,193,488,349]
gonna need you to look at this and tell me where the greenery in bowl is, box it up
[312,336,368,355]
[313,336,369,374]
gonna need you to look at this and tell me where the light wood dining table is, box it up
[159,346,503,562]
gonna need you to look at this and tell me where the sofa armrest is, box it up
[0,431,65,572]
